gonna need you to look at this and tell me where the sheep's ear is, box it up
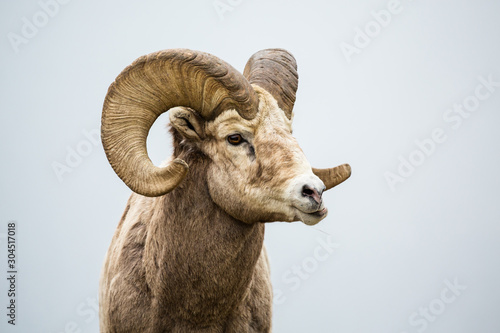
[169,107,205,141]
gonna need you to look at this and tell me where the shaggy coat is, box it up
[99,48,351,333]
[100,128,273,332]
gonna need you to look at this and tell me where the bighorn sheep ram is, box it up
[99,48,351,332]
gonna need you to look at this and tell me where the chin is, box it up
[296,207,329,226]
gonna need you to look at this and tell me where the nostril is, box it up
[302,187,314,197]
[302,185,322,204]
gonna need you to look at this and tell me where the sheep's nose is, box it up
[301,184,324,205]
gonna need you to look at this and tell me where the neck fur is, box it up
[144,134,265,325]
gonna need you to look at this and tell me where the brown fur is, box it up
[99,127,273,332]
[99,54,350,331]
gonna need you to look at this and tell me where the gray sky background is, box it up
[1,1,499,332]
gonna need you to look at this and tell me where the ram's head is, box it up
[101,49,350,225]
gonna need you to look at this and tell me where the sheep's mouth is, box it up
[311,207,328,217]
[294,206,328,226]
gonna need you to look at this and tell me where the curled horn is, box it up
[244,49,351,190]
[101,49,259,197]
[243,48,298,119]
[313,164,351,190]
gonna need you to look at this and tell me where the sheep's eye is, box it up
[227,134,243,145]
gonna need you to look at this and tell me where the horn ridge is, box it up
[101,49,258,197]
[313,164,352,191]
[243,48,298,119]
